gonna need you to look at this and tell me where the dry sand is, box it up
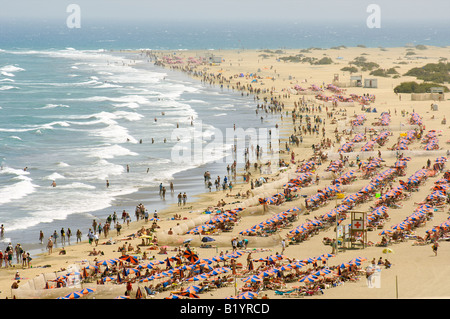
[3,46,450,299]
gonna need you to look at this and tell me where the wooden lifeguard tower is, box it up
[349,211,367,249]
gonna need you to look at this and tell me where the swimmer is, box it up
[51,180,56,187]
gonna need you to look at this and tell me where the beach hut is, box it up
[350,75,363,87]
[364,78,378,88]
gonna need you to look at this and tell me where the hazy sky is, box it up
[1,0,449,24]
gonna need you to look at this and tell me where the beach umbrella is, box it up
[314,269,333,276]
[135,287,144,299]
[391,224,406,231]
[208,268,225,276]
[260,269,278,277]
[238,291,258,299]
[198,263,214,271]
[179,291,200,299]
[102,276,116,283]
[66,271,81,277]
[277,265,293,271]
[96,259,114,267]
[218,266,231,273]
[79,288,96,295]
[139,276,154,283]
[165,294,182,299]
[84,265,98,271]
[349,257,367,263]
[195,258,213,265]
[211,255,229,262]
[229,251,244,258]
[120,255,139,265]
[126,268,141,276]
[201,236,215,242]
[54,275,67,281]
[242,275,263,283]
[301,257,317,264]
[63,291,84,299]
[165,258,172,269]
[315,255,329,262]
[185,285,201,293]
[188,274,209,281]
[183,249,200,263]
[299,275,319,283]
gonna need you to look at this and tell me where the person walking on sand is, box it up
[116,222,122,236]
[52,230,58,247]
[22,250,27,268]
[39,230,44,244]
[76,229,82,243]
[60,228,66,246]
[178,192,182,206]
[26,252,32,268]
[432,241,439,256]
[67,228,72,245]
[47,237,53,255]
[183,192,187,206]
[93,219,99,234]
[15,244,22,264]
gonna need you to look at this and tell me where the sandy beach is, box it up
[3,45,450,300]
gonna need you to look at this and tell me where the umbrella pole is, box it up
[335,197,339,256]
[395,275,398,299]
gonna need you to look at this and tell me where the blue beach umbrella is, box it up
[63,291,84,299]
[242,275,263,283]
[238,291,258,299]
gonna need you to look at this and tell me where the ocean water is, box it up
[0,18,449,254]
[0,47,281,254]
[1,19,449,51]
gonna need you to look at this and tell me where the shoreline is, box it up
[0,48,295,298]
[3,45,450,299]
[0,51,284,257]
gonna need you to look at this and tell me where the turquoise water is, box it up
[0,48,280,251]
[1,20,449,51]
